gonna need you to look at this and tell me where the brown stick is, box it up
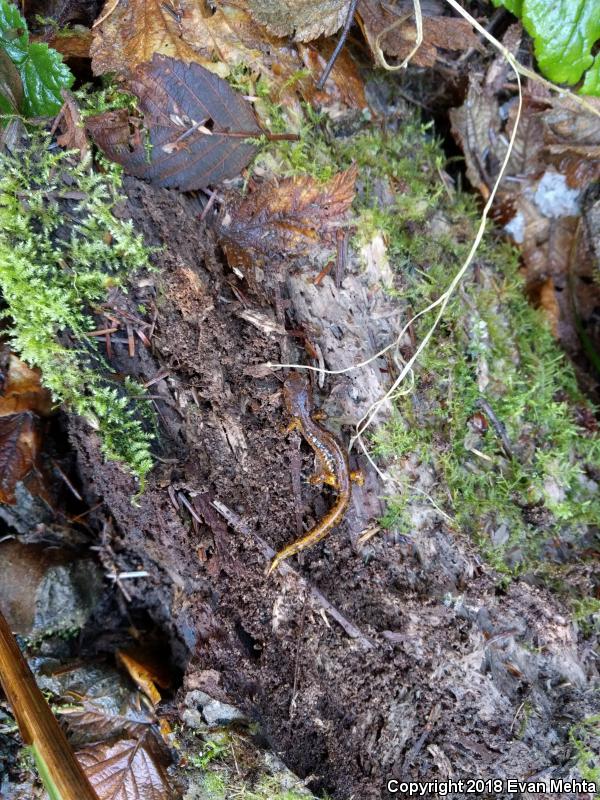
[212,499,376,650]
[0,607,99,800]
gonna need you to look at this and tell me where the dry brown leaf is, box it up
[86,54,260,190]
[57,91,91,160]
[219,165,357,271]
[92,0,295,83]
[0,354,52,417]
[0,414,39,504]
[77,730,174,800]
[357,0,481,69]
[91,0,367,124]
[298,41,368,112]
[247,0,351,42]
[0,352,52,505]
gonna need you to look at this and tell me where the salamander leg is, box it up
[311,410,328,421]
[308,471,338,488]
[283,419,301,435]
[350,469,365,486]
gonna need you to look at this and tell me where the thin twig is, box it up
[475,397,514,460]
[317,0,359,89]
[212,499,376,650]
[92,0,120,27]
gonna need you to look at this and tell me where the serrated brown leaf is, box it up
[357,0,481,68]
[248,0,351,42]
[77,731,174,800]
[86,54,261,190]
[219,165,357,267]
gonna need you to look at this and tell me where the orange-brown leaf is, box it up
[219,166,357,260]
[116,649,171,707]
[0,354,52,417]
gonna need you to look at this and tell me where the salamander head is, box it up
[283,371,312,418]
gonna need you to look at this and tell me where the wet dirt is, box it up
[67,178,599,799]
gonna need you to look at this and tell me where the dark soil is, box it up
[67,178,599,799]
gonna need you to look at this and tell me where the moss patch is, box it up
[261,100,599,597]
[0,130,154,485]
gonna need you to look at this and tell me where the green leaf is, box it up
[0,0,73,116]
[492,0,600,96]
[522,0,600,85]
[20,42,73,115]
[491,0,523,15]
[580,57,600,95]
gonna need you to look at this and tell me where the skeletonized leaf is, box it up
[219,166,357,268]
[248,0,351,41]
[86,54,261,190]
[77,731,174,800]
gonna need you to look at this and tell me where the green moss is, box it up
[571,597,600,636]
[181,729,315,800]
[570,716,600,797]
[0,130,154,486]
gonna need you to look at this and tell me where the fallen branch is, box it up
[0,607,99,800]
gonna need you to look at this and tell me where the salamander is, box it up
[268,371,363,575]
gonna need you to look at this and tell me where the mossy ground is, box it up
[249,87,600,625]
[0,129,154,485]
[179,728,317,800]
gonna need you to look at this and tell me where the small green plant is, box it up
[492,0,600,95]
[0,0,73,116]
[0,130,154,485]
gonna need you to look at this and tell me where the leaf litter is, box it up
[450,24,600,365]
